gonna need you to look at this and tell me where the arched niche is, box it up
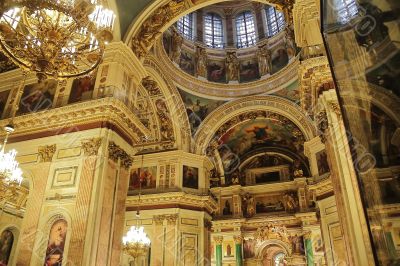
[0,226,19,266]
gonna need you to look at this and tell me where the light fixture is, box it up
[122,153,151,259]
[0,0,115,81]
[0,124,23,200]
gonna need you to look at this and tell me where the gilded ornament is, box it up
[153,214,165,225]
[142,76,161,96]
[165,214,179,225]
[81,137,102,156]
[214,236,223,245]
[108,141,133,169]
[233,235,243,244]
[38,144,56,162]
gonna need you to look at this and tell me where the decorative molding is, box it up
[108,141,133,169]
[329,102,342,119]
[194,96,316,154]
[214,236,223,245]
[81,137,102,156]
[38,144,56,162]
[165,214,179,225]
[316,111,328,143]
[153,214,165,225]
[0,97,151,143]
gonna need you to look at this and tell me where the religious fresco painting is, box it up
[243,238,256,259]
[179,50,195,75]
[18,80,57,115]
[207,60,226,83]
[271,48,289,74]
[128,166,157,191]
[316,150,330,176]
[272,80,300,102]
[0,230,14,266]
[0,89,10,118]
[44,219,68,266]
[255,195,284,214]
[218,118,305,166]
[68,75,96,104]
[239,58,260,83]
[182,165,199,189]
[178,88,226,134]
[223,241,234,257]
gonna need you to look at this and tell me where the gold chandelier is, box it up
[0,0,115,81]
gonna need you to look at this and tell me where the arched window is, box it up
[274,252,286,266]
[0,229,14,265]
[235,11,257,48]
[204,13,224,48]
[337,0,358,24]
[177,13,194,40]
[265,6,285,37]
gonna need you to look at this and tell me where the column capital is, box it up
[153,215,165,225]
[38,144,56,162]
[165,214,179,225]
[233,235,243,244]
[303,231,312,240]
[81,137,102,156]
[214,236,223,245]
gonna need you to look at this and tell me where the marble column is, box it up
[304,232,314,266]
[151,215,165,266]
[164,214,178,265]
[214,236,223,266]
[234,235,243,266]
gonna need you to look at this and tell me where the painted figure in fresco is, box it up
[196,47,208,78]
[284,26,296,58]
[243,238,256,258]
[242,193,255,217]
[170,29,184,63]
[0,230,13,266]
[246,125,270,141]
[208,62,225,82]
[19,80,56,114]
[225,52,239,81]
[183,166,198,189]
[226,244,232,256]
[69,76,95,103]
[257,45,272,76]
[44,219,67,266]
[283,193,298,213]
[290,234,304,254]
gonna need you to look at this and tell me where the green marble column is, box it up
[305,233,314,266]
[385,231,397,259]
[234,235,243,266]
[214,236,223,266]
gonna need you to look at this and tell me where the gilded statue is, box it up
[170,29,184,63]
[257,45,272,76]
[225,52,239,81]
[196,46,208,78]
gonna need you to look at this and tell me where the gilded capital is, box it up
[329,102,342,119]
[153,215,165,225]
[165,214,179,225]
[81,137,102,156]
[108,141,133,170]
[38,144,56,162]
[303,231,312,240]
[214,236,223,245]
[233,235,243,244]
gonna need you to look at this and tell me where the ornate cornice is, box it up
[0,97,151,144]
[108,141,133,169]
[153,38,300,98]
[38,144,56,162]
[233,235,243,244]
[81,137,102,156]
[126,191,219,215]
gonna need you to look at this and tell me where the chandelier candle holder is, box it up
[0,124,23,201]
[0,0,115,81]
[122,225,151,259]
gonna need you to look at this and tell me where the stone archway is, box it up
[254,239,292,266]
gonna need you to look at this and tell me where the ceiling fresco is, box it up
[216,115,306,171]
[272,79,300,103]
[178,88,227,134]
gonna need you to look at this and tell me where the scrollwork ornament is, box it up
[316,111,328,143]
[108,141,133,170]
